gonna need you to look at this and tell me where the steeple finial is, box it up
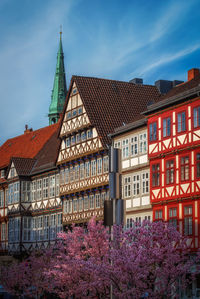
[60,25,62,40]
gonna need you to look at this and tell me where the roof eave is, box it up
[109,118,147,138]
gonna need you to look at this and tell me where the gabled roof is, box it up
[0,123,59,169]
[60,76,160,146]
[10,157,36,176]
[144,74,200,114]
[31,130,61,174]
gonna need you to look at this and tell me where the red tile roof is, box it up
[60,76,160,146]
[0,123,59,169]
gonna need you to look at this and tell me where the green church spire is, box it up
[48,29,67,125]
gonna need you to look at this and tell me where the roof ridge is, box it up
[72,75,157,88]
[3,122,59,143]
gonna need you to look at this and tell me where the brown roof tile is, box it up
[60,76,160,146]
[11,157,36,176]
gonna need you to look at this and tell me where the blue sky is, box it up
[1,0,200,145]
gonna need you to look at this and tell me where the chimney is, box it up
[187,68,200,81]
[155,80,173,94]
[24,124,33,134]
[129,78,143,85]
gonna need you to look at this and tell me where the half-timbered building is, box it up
[0,123,60,255]
[144,68,200,250]
[110,117,152,227]
[57,76,160,227]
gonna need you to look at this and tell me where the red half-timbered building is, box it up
[144,68,200,250]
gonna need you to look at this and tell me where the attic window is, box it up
[72,88,77,94]
[31,135,36,140]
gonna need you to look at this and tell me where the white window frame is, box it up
[37,179,42,200]
[103,156,109,173]
[124,177,131,198]
[122,139,129,158]
[97,158,102,175]
[85,162,90,178]
[89,194,94,209]
[139,133,147,154]
[133,174,140,196]
[43,178,49,199]
[49,176,55,198]
[131,136,138,156]
[0,190,4,207]
[80,164,84,180]
[142,172,149,194]
[23,217,32,242]
[95,193,101,208]
[91,160,96,177]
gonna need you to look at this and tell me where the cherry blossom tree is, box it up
[0,219,195,299]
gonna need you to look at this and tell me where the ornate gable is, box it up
[58,83,103,164]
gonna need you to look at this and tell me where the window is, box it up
[131,136,138,156]
[73,199,78,212]
[1,170,5,178]
[124,177,131,198]
[5,189,8,206]
[32,217,38,241]
[49,176,55,197]
[23,217,32,241]
[180,156,189,181]
[37,179,42,200]
[56,174,59,196]
[57,213,62,233]
[85,162,90,178]
[91,160,96,176]
[133,175,140,196]
[65,168,69,184]
[76,133,81,143]
[152,163,160,187]
[84,196,89,210]
[184,206,193,236]
[80,164,84,179]
[103,156,109,173]
[71,135,76,145]
[67,111,71,119]
[75,165,79,181]
[95,194,101,208]
[197,153,200,178]
[169,207,177,228]
[79,197,83,211]
[50,214,56,240]
[166,160,175,184]
[9,218,20,242]
[149,122,157,141]
[90,194,94,209]
[114,141,121,149]
[14,182,20,202]
[44,215,49,240]
[66,137,71,147]
[70,167,74,182]
[177,111,186,133]
[8,184,13,204]
[97,158,102,175]
[69,200,72,214]
[43,178,49,199]
[155,210,163,221]
[142,172,149,194]
[32,181,37,201]
[87,129,93,139]
[193,106,200,128]
[122,139,129,158]
[72,109,77,117]
[38,216,43,241]
[78,106,83,115]
[101,192,106,207]
[163,117,171,137]
[139,133,147,153]
[0,190,4,207]
[64,200,72,214]
[81,131,86,141]
[1,223,6,241]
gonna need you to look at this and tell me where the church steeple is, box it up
[48,28,67,125]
